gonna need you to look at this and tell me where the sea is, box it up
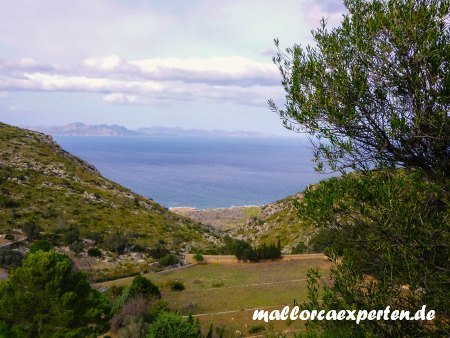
[54,136,331,209]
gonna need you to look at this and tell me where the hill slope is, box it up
[228,193,315,252]
[0,122,219,250]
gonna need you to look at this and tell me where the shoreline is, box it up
[169,205,261,212]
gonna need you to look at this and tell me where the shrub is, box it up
[0,247,23,269]
[69,241,84,254]
[131,244,147,253]
[291,242,307,254]
[62,227,80,245]
[3,234,14,241]
[30,240,53,253]
[148,246,170,259]
[168,281,185,292]
[248,324,265,334]
[129,275,160,299]
[105,233,128,254]
[149,299,169,318]
[86,231,103,244]
[21,222,40,241]
[110,295,151,333]
[116,315,147,338]
[146,312,200,338]
[108,285,124,299]
[159,253,179,267]
[193,252,204,262]
[111,287,131,314]
[87,247,102,257]
[211,280,224,288]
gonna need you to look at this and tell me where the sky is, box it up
[0,0,345,135]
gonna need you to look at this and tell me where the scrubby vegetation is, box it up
[0,122,219,252]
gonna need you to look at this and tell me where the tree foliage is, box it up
[129,275,161,299]
[219,237,281,261]
[298,170,449,335]
[270,0,449,178]
[0,250,110,336]
[270,0,449,335]
[29,240,53,254]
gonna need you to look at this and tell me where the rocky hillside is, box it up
[230,193,315,253]
[0,122,219,251]
[171,206,260,231]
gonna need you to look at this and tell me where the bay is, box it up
[54,136,329,209]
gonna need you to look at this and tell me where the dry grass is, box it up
[98,257,331,337]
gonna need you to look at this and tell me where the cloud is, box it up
[0,56,282,106]
[103,93,139,104]
[83,55,280,86]
[301,0,346,26]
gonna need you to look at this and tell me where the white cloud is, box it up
[0,56,283,106]
[103,93,139,104]
[83,55,279,86]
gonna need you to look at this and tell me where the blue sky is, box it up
[0,0,345,134]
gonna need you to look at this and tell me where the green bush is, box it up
[0,247,23,269]
[30,240,53,253]
[146,312,200,338]
[87,247,102,257]
[149,299,169,319]
[105,233,128,254]
[291,242,307,254]
[69,241,84,254]
[159,253,179,267]
[193,252,204,262]
[129,275,160,299]
[168,281,185,292]
[148,246,170,259]
[21,222,40,241]
[61,227,80,245]
[86,231,103,244]
[248,324,265,334]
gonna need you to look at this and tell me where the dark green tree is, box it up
[270,0,449,178]
[0,250,110,336]
[270,0,449,336]
[129,275,161,299]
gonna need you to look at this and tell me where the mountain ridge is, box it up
[26,122,274,138]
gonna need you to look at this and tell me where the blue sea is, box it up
[54,136,330,209]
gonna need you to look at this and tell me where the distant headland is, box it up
[26,122,274,138]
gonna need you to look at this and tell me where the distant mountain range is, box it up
[26,122,273,138]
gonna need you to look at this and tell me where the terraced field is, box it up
[97,256,332,337]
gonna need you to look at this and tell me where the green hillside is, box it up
[0,122,219,251]
[230,193,315,252]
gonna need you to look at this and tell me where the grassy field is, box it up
[98,257,331,337]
